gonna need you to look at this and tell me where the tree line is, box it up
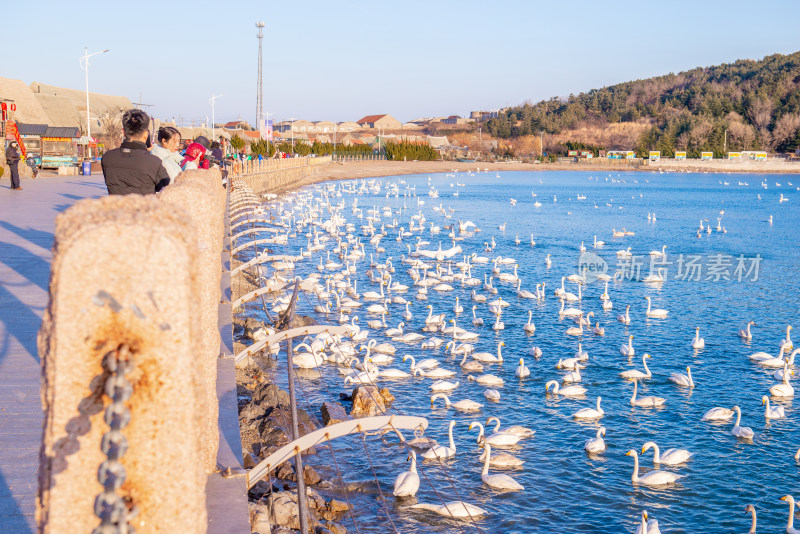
[484,52,800,156]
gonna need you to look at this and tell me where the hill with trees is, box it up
[484,52,800,157]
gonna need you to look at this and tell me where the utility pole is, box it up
[723,128,727,155]
[256,22,265,130]
[210,94,223,141]
[80,47,109,158]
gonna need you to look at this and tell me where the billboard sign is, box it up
[259,118,274,141]
[701,152,713,160]
[755,152,767,161]
[727,152,741,159]
[675,151,686,160]
[649,151,660,161]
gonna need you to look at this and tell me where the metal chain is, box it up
[93,344,137,534]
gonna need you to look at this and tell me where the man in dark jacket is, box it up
[5,141,21,190]
[101,109,169,195]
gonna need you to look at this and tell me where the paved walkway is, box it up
[0,173,249,532]
[0,174,107,532]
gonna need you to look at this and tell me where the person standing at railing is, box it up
[5,141,21,190]
[101,109,170,195]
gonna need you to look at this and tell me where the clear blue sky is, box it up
[2,0,799,126]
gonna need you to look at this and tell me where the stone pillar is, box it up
[159,168,226,472]
[37,195,207,533]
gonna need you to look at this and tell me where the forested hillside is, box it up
[484,52,800,157]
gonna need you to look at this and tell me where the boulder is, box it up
[320,402,349,426]
[379,387,395,404]
[252,382,290,409]
[274,462,322,485]
[350,386,385,417]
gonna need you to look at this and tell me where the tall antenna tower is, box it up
[256,21,265,128]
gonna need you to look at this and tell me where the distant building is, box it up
[441,115,461,125]
[312,121,335,133]
[356,114,402,130]
[470,110,499,121]
[337,121,361,132]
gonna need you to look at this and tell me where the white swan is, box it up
[731,405,755,439]
[425,305,445,324]
[739,320,754,340]
[635,511,661,534]
[515,358,530,378]
[584,427,606,454]
[486,416,534,438]
[626,449,683,486]
[781,325,794,351]
[573,396,604,420]
[516,279,536,299]
[562,365,582,383]
[468,373,505,386]
[471,342,505,364]
[479,444,524,490]
[565,316,584,337]
[645,296,668,318]
[492,312,505,331]
[702,406,734,421]
[410,501,487,519]
[620,335,635,356]
[630,379,665,407]
[472,305,484,326]
[421,420,457,460]
[621,353,652,380]
[749,345,786,363]
[392,451,420,497]
[692,327,705,349]
[617,305,631,324]
[770,367,795,398]
[545,379,586,397]
[649,244,667,257]
[431,392,483,412]
[403,355,439,371]
[523,310,536,333]
[780,495,800,534]
[744,504,756,534]
[762,395,786,419]
[641,441,692,465]
[669,366,695,388]
[430,379,459,392]
[469,421,520,447]
[459,352,484,373]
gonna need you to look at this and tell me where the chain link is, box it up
[93,345,138,534]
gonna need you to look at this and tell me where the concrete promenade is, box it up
[0,173,249,532]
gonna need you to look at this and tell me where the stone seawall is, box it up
[234,156,331,195]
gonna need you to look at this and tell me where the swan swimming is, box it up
[641,441,693,465]
[626,449,683,486]
[584,427,606,454]
[479,444,524,491]
[392,451,420,497]
[730,405,755,439]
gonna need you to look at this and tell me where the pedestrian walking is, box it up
[5,141,21,190]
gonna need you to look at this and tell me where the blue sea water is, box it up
[238,170,800,533]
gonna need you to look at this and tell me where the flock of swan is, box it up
[235,171,796,531]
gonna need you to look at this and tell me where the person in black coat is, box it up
[101,109,169,195]
[5,141,21,190]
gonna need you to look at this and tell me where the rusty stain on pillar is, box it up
[158,169,224,472]
[37,195,207,533]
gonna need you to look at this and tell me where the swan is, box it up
[460,352,484,373]
[471,342,504,364]
[617,247,632,257]
[575,343,589,360]
[523,310,536,334]
[421,420,457,459]
[692,327,705,349]
[635,511,661,534]
[529,346,542,358]
[645,296,668,318]
[554,276,567,298]
[545,380,586,397]
[731,405,755,439]
[584,427,606,454]
[471,290,487,303]
[562,365,582,383]
[758,348,791,368]
[362,280,385,300]
[417,367,456,379]
[385,321,404,338]
[468,373,505,386]
[642,268,665,283]
[410,501,487,519]
[425,305,445,324]
[484,389,501,402]
[744,504,756,534]
[492,312,505,331]
[573,396,604,420]
[292,345,325,369]
[472,306,484,326]
[516,280,536,299]
[486,416,534,438]
[479,444,524,490]
[749,345,786,363]
[770,367,795,397]
[430,379,459,392]
[593,235,605,247]
[739,321,755,340]
[593,321,605,335]
[403,355,439,372]
[392,451,420,497]
[780,495,800,534]
[781,325,794,351]
[565,316,584,337]
[469,421,521,447]
[702,406,734,421]
[559,299,583,318]
[649,244,667,257]
[431,392,483,412]
[630,379,666,407]
[516,358,530,378]
[762,395,786,419]
[617,305,631,324]
[620,335,635,356]
[556,357,584,370]
[402,302,412,322]
[626,449,683,486]
[669,366,695,387]
[453,296,464,314]
[641,441,692,465]
[621,353,652,380]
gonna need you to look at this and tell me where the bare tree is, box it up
[96,109,125,150]
[747,98,774,131]
[772,113,800,150]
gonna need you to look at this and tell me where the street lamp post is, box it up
[209,94,223,141]
[288,117,297,154]
[724,129,727,155]
[80,47,109,158]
